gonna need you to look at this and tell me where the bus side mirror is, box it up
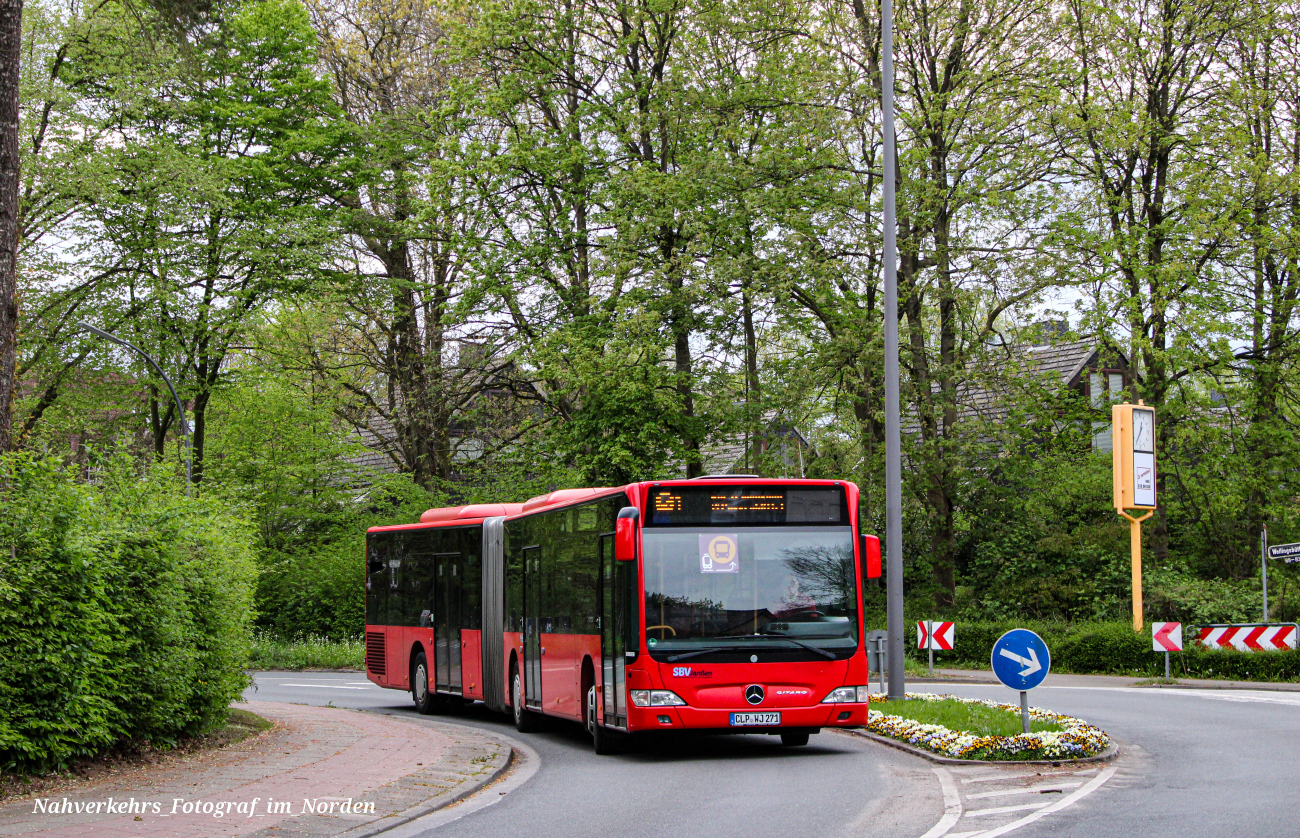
[616,507,640,561]
[862,534,882,579]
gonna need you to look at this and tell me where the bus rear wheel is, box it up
[412,652,436,715]
[587,685,621,755]
[512,670,541,733]
[780,731,810,747]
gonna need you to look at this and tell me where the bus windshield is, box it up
[642,526,858,659]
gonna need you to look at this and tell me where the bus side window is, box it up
[366,534,388,626]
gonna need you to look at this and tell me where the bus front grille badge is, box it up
[745,685,765,705]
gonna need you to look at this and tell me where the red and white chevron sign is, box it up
[917,620,955,651]
[1197,624,1298,652]
[1152,622,1182,652]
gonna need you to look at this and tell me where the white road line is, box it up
[969,765,1118,838]
[965,782,1081,800]
[278,684,376,690]
[918,767,963,838]
[960,768,1094,784]
[964,802,1051,817]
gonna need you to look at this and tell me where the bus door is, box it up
[522,545,542,710]
[434,552,462,693]
[599,534,627,727]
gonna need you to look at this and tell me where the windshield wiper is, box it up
[757,635,836,660]
[665,647,735,662]
[664,636,837,662]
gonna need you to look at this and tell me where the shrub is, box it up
[0,453,257,772]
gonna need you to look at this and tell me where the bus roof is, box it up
[367,477,853,533]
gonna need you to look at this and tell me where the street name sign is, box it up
[1152,622,1183,652]
[917,620,955,651]
[991,629,1051,691]
[1267,542,1300,562]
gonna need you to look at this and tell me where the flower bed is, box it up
[866,693,1111,761]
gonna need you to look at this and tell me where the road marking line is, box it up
[945,833,985,838]
[967,765,1118,838]
[966,782,1081,800]
[964,802,1051,817]
[918,767,963,838]
[961,768,1094,784]
[278,684,376,690]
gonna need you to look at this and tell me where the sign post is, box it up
[1152,621,1182,680]
[1113,403,1158,632]
[1262,525,1268,622]
[918,620,955,677]
[991,629,1051,734]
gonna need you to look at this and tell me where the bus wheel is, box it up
[412,652,436,715]
[587,685,621,755]
[780,731,810,747]
[512,671,541,733]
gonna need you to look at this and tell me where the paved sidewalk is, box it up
[910,667,1300,691]
[0,702,511,838]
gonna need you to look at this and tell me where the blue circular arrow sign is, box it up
[991,629,1051,691]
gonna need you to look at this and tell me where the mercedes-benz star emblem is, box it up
[744,685,765,705]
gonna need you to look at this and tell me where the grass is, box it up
[875,697,1064,737]
[248,631,363,670]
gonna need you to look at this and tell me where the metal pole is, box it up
[927,621,934,677]
[78,322,192,493]
[1262,524,1269,622]
[882,0,905,703]
[1019,691,1030,734]
[1164,650,1170,681]
[1131,517,1143,632]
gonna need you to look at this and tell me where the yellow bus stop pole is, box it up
[1118,509,1154,632]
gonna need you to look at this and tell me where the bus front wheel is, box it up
[412,652,436,715]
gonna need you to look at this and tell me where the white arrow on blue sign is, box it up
[991,629,1051,691]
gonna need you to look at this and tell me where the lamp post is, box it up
[881,0,906,700]
[78,322,192,493]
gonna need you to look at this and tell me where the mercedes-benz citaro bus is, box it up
[363,477,882,753]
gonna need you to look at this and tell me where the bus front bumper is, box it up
[626,703,869,732]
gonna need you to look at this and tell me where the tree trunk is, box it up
[0,0,22,452]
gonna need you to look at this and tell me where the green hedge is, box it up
[903,620,1300,681]
[0,454,257,772]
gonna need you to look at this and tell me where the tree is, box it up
[1052,0,1243,565]
[0,0,21,452]
[56,0,336,481]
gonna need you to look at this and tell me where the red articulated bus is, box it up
[364,476,883,753]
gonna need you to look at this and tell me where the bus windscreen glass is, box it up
[642,525,858,660]
[646,486,845,526]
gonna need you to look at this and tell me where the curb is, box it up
[336,723,517,838]
[911,670,1300,692]
[850,729,1120,767]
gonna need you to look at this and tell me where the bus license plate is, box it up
[730,712,781,726]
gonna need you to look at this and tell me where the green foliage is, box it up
[907,619,1300,682]
[247,631,363,671]
[0,452,256,773]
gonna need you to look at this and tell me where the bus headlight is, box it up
[631,690,687,707]
[821,686,871,703]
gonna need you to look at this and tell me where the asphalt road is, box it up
[243,673,1300,838]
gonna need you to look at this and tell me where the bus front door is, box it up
[522,545,542,710]
[434,553,463,693]
[599,534,627,728]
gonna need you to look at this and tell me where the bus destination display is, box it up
[647,486,845,526]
